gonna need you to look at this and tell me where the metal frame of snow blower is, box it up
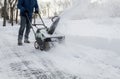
[25,13,65,51]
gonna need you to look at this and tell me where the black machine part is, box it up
[48,16,60,35]
[30,13,60,36]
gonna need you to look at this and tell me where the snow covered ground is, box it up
[0,0,120,79]
[0,16,120,79]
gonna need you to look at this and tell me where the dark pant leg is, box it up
[24,17,32,40]
[18,16,26,40]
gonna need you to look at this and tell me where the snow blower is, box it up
[25,13,65,51]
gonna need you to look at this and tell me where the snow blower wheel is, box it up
[39,41,45,51]
[34,41,40,49]
[39,41,50,51]
[34,41,45,51]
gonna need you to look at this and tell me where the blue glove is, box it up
[34,10,39,14]
[24,10,29,14]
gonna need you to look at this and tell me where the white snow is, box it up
[0,0,120,79]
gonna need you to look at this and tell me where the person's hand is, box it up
[34,10,39,14]
[24,10,29,14]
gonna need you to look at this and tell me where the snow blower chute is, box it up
[26,13,65,51]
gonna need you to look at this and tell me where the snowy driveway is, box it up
[0,18,120,79]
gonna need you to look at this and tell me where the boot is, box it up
[24,39,30,43]
[18,39,23,46]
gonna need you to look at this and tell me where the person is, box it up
[17,0,39,45]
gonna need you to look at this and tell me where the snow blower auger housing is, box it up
[26,13,65,51]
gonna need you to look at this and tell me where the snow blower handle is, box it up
[51,16,59,22]
[38,13,49,31]
[25,13,36,36]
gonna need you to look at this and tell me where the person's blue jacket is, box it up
[17,0,39,18]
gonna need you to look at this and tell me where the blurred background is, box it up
[1,0,120,26]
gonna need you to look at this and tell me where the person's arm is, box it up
[34,0,39,12]
[17,0,25,13]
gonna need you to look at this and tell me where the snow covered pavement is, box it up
[0,17,120,79]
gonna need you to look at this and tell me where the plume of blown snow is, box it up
[60,0,120,20]
[56,0,120,35]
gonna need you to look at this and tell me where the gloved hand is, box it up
[24,10,29,14]
[34,10,39,14]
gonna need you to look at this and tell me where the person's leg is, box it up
[24,17,32,43]
[18,16,26,45]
